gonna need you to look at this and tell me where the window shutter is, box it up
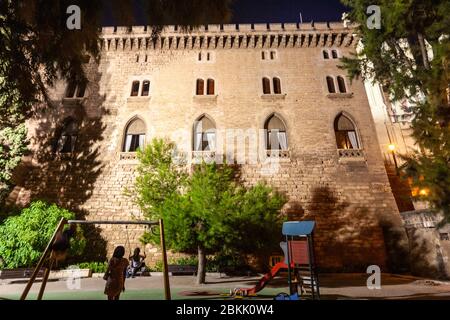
[196,79,204,95]
[207,79,215,95]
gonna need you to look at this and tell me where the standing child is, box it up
[104,246,129,300]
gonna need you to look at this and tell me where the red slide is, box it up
[238,262,288,296]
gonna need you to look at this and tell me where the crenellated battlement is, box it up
[99,22,359,51]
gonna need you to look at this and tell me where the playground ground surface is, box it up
[1,273,450,300]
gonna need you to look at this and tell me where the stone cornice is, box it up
[99,22,359,51]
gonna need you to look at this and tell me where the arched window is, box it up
[262,77,271,94]
[207,79,215,95]
[334,114,360,150]
[196,79,205,95]
[273,77,282,94]
[131,81,140,96]
[55,118,78,153]
[123,118,146,152]
[264,114,288,150]
[194,115,216,152]
[337,76,347,93]
[141,80,150,96]
[323,50,329,59]
[327,76,336,93]
[332,50,338,59]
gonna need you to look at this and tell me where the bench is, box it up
[0,268,45,280]
[168,265,197,276]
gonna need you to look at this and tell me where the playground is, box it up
[2,273,450,300]
[2,220,450,301]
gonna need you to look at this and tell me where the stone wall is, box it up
[8,23,408,271]
[401,210,450,279]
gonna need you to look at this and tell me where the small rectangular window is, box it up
[196,79,204,95]
[76,82,87,98]
[262,78,271,94]
[131,81,140,96]
[273,78,282,94]
[270,51,276,60]
[207,52,211,61]
[141,81,150,96]
[65,82,77,98]
[207,79,215,95]
[262,51,266,60]
[440,233,450,241]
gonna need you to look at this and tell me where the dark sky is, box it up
[231,0,348,23]
[102,0,348,26]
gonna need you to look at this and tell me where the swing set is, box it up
[20,218,171,300]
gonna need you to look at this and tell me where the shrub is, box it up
[74,261,108,273]
[0,201,86,269]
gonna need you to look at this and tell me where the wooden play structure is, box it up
[20,218,171,300]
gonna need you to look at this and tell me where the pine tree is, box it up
[131,139,287,284]
[341,0,450,221]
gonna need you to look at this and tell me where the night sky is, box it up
[231,0,348,23]
[102,0,348,26]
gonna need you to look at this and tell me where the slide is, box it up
[237,262,289,296]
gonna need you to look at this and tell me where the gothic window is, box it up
[273,77,282,94]
[141,80,150,96]
[337,76,347,93]
[55,118,78,153]
[334,113,360,150]
[194,115,216,152]
[262,77,271,94]
[196,79,205,95]
[327,76,336,93]
[131,81,140,96]
[265,114,288,151]
[123,118,146,152]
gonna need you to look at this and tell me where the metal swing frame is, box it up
[20,218,171,301]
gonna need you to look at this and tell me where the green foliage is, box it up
[132,139,287,270]
[0,124,27,202]
[341,0,450,221]
[74,261,108,273]
[0,201,86,268]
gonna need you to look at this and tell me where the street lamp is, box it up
[388,144,399,175]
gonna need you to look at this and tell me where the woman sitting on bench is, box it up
[128,248,146,278]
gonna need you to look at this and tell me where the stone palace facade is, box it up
[8,22,408,271]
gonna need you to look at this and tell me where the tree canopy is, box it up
[341,0,450,221]
[131,139,287,284]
